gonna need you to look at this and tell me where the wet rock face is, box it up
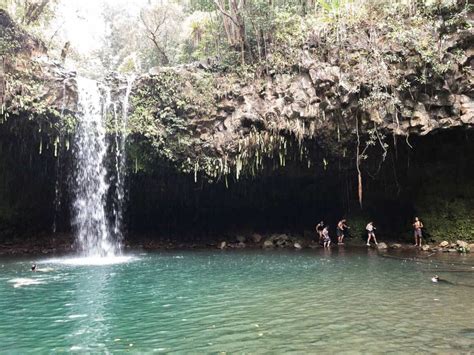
[128,11,473,179]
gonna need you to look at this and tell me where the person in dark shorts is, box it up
[316,221,325,244]
[337,219,349,244]
[413,217,424,247]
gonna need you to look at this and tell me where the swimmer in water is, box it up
[31,264,36,272]
[431,275,455,285]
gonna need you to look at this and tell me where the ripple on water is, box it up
[44,255,138,266]
[8,278,46,288]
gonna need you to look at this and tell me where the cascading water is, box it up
[52,79,68,234]
[72,78,117,257]
[111,76,135,245]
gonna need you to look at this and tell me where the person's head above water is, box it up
[431,275,439,282]
[31,264,36,271]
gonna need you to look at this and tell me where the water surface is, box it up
[1,249,473,352]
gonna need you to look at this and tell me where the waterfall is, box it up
[52,79,68,234]
[111,76,135,246]
[72,78,117,257]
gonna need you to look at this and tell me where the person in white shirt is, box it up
[366,221,378,246]
[322,227,331,248]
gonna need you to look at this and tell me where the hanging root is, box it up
[355,115,363,208]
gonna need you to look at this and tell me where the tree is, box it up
[213,0,246,64]
[1,0,58,27]
[139,2,184,67]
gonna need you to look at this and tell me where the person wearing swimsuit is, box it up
[413,217,424,247]
[322,227,331,248]
[337,219,348,245]
[316,221,325,245]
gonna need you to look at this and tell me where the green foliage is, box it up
[0,26,21,56]
[416,178,474,242]
[128,69,216,172]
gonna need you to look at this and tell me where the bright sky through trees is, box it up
[53,0,150,54]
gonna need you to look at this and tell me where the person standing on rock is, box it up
[316,221,325,245]
[337,219,349,244]
[413,217,424,247]
[366,222,378,246]
[322,227,331,248]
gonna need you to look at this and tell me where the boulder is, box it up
[251,233,263,243]
[456,240,469,248]
[439,241,449,247]
[236,235,246,243]
[294,243,302,249]
[263,240,274,248]
[218,241,226,250]
[377,242,388,250]
[421,245,431,251]
[469,244,474,251]
[270,234,291,248]
[390,243,402,249]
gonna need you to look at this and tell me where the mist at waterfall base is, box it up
[68,77,134,261]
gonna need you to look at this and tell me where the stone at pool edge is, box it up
[377,242,388,250]
[263,240,274,248]
[251,233,263,243]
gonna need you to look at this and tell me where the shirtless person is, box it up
[337,219,349,245]
[316,221,325,245]
[413,217,424,247]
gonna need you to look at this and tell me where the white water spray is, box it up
[72,78,117,257]
[112,76,135,243]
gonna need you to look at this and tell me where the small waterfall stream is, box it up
[111,76,135,246]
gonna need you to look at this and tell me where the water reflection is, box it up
[67,266,112,351]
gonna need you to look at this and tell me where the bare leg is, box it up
[373,235,378,245]
[367,236,370,246]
